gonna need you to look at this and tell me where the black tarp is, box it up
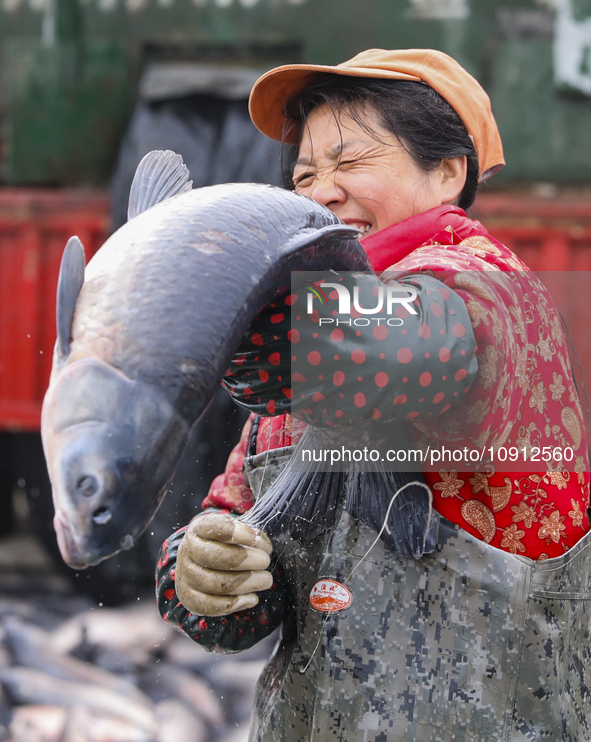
[111,63,285,228]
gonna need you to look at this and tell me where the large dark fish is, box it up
[41,151,368,569]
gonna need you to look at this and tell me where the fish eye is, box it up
[76,475,98,498]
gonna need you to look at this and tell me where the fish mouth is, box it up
[53,509,139,569]
[53,510,91,569]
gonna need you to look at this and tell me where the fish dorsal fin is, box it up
[282,224,361,256]
[57,236,86,359]
[127,150,193,221]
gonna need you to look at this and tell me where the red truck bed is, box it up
[0,189,590,432]
[0,189,109,431]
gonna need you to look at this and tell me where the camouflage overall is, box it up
[244,449,591,742]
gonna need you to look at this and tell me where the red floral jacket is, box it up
[204,205,590,560]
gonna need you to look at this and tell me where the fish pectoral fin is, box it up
[282,224,361,256]
[127,150,193,220]
[56,236,86,359]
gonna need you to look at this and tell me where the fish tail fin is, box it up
[241,463,344,543]
[345,471,436,559]
[240,426,436,558]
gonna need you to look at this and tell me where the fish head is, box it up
[42,357,190,568]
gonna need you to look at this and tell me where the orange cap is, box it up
[249,48,504,182]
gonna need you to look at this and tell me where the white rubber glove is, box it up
[176,513,274,617]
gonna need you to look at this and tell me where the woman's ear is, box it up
[439,156,468,205]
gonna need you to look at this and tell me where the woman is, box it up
[157,49,591,741]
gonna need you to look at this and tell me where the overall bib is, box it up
[245,449,591,742]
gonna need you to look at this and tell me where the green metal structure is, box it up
[1,0,590,185]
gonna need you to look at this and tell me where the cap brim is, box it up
[249,63,421,145]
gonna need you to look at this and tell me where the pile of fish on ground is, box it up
[0,575,272,742]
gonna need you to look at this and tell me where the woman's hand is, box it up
[175,513,274,617]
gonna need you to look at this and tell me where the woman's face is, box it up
[293,102,464,238]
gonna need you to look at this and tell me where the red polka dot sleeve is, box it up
[223,272,477,427]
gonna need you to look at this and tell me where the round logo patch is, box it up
[309,579,353,612]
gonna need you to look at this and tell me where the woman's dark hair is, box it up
[283,74,479,211]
